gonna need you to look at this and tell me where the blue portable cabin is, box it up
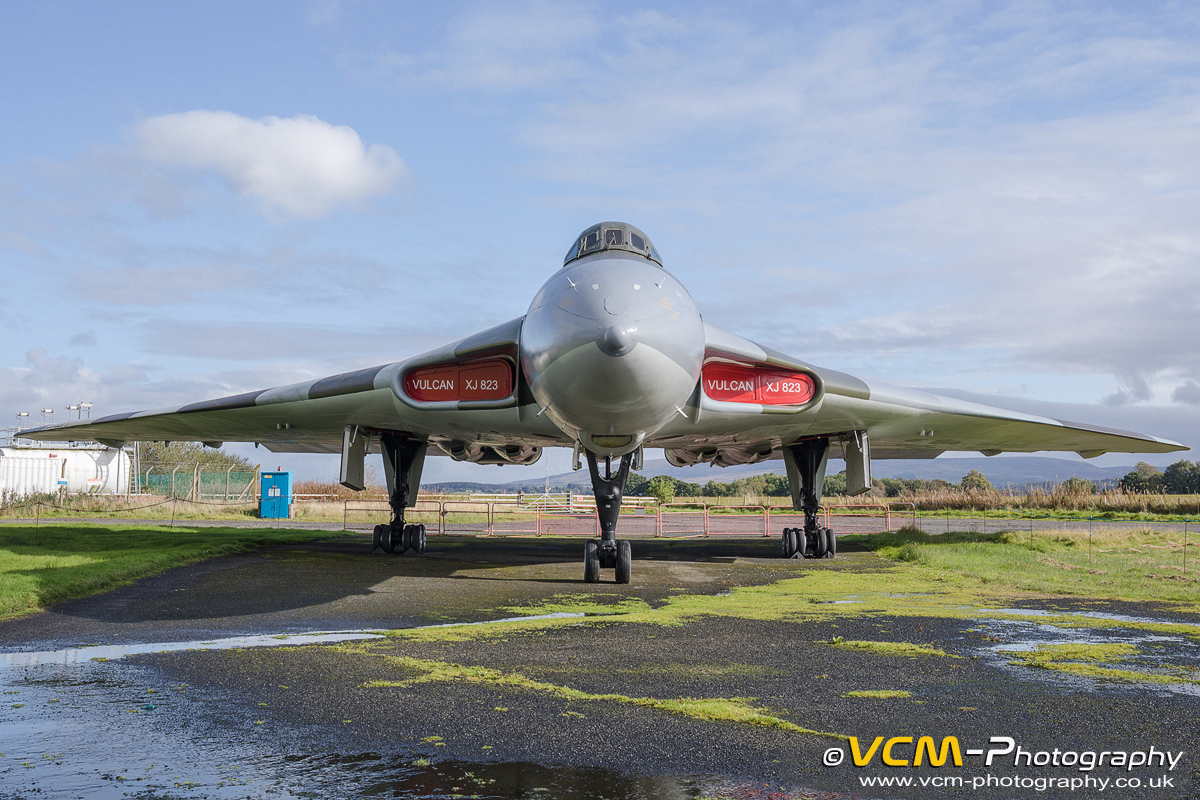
[259,471,293,519]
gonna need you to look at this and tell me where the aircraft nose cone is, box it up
[598,325,636,357]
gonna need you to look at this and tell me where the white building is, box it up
[0,446,131,497]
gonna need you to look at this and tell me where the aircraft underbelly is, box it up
[531,342,696,436]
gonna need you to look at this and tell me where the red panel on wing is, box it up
[702,363,815,405]
[756,369,816,405]
[459,360,513,400]
[404,366,459,401]
[403,359,514,402]
[702,363,758,402]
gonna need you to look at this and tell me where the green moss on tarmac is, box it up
[842,690,912,699]
[527,662,770,682]
[381,545,1199,644]
[356,654,843,739]
[828,640,958,659]
[1007,642,1200,686]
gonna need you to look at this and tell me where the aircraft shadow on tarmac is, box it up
[37,537,809,625]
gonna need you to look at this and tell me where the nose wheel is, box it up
[583,538,632,583]
[582,449,635,583]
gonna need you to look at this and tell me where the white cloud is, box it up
[366,0,593,91]
[136,111,408,218]
[480,4,1200,408]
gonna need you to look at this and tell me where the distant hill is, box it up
[422,455,1140,494]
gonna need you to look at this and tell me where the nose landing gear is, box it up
[583,449,634,584]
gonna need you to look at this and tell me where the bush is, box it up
[960,470,993,492]
[1120,462,1163,493]
[1061,476,1096,495]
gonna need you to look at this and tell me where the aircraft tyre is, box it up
[781,528,795,558]
[372,524,385,554]
[615,540,631,584]
[584,540,600,583]
[400,525,414,554]
[824,528,837,558]
[413,524,427,554]
[380,524,396,554]
[812,528,828,559]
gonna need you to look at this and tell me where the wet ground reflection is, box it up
[0,628,835,800]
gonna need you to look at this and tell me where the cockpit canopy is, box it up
[563,221,662,268]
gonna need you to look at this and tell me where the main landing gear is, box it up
[374,433,429,556]
[781,525,836,559]
[373,522,427,555]
[781,438,837,560]
[583,449,634,584]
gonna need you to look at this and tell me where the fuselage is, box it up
[519,224,704,457]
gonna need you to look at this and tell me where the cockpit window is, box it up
[563,221,663,268]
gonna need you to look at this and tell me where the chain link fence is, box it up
[136,467,258,501]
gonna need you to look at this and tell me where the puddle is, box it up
[0,613,587,672]
[0,630,385,670]
[3,611,708,799]
[990,608,1196,626]
[970,616,1200,697]
[0,667,829,798]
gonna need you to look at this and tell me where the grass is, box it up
[0,524,330,621]
[7,486,1200,525]
[846,526,1198,605]
[842,690,912,699]
[0,495,262,521]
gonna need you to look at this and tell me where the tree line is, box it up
[624,459,1200,503]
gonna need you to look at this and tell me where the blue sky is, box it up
[2,1,1198,483]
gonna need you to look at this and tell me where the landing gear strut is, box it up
[374,433,428,556]
[583,449,634,583]
[781,438,836,559]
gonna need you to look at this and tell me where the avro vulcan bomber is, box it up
[20,222,1186,583]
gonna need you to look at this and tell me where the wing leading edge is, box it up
[647,323,1186,468]
[16,317,569,456]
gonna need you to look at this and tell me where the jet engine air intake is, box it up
[403,359,514,403]
[702,362,817,406]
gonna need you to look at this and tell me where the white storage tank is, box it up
[0,446,131,497]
